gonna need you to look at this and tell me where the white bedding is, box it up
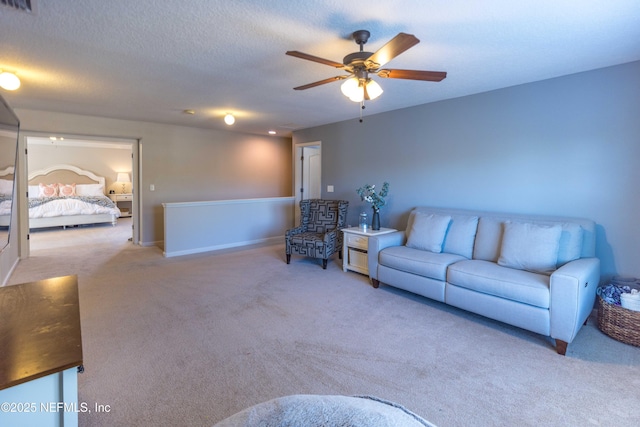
[0,196,121,218]
[29,196,121,218]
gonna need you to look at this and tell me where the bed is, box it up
[0,164,122,229]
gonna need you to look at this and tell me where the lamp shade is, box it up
[365,79,383,100]
[116,172,130,183]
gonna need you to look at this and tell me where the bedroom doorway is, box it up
[23,135,138,254]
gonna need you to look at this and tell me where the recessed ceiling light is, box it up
[224,113,235,125]
[183,109,195,115]
[268,130,276,135]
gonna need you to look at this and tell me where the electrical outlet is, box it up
[150,184,155,191]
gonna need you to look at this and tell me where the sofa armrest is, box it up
[549,257,600,344]
[367,230,407,280]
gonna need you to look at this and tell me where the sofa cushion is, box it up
[498,222,562,274]
[442,215,479,259]
[473,217,504,262]
[380,246,466,282]
[447,260,550,308]
[405,212,451,253]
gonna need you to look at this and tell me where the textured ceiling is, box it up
[1,0,639,136]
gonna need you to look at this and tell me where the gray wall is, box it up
[14,110,293,246]
[293,61,640,280]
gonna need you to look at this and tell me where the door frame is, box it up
[293,140,321,225]
[18,132,140,258]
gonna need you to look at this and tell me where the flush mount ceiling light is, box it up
[0,71,21,91]
[224,113,235,125]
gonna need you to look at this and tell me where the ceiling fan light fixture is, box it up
[365,79,383,100]
[340,77,360,99]
[224,113,235,125]
[0,71,21,91]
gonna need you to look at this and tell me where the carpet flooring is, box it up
[7,219,640,427]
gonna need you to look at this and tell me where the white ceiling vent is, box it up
[1,0,36,13]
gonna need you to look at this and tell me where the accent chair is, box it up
[285,199,349,269]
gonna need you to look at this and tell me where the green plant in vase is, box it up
[356,182,389,230]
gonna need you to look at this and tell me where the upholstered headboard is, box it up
[28,164,106,190]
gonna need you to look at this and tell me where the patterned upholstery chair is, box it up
[285,199,349,269]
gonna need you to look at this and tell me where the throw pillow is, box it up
[58,183,76,197]
[498,221,562,275]
[556,223,584,266]
[406,212,452,253]
[38,183,58,198]
[442,215,479,259]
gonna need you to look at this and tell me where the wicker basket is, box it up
[597,295,640,347]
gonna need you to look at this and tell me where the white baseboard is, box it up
[163,236,282,258]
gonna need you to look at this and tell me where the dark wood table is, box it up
[0,275,83,390]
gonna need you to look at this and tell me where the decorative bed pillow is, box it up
[498,221,562,275]
[75,183,104,197]
[38,183,58,197]
[28,185,40,198]
[0,179,13,195]
[405,212,452,253]
[58,183,76,197]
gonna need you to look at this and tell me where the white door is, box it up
[293,142,321,225]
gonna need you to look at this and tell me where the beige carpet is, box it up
[8,219,640,427]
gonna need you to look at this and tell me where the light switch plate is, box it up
[327,185,334,192]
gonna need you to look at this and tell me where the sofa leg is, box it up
[555,339,568,356]
[338,250,343,260]
[371,279,379,288]
[322,259,327,269]
[286,254,291,264]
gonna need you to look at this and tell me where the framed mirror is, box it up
[0,93,20,252]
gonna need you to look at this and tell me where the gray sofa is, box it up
[368,207,600,355]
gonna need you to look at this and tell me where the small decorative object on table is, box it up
[356,182,389,231]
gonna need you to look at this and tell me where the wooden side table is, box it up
[342,227,396,276]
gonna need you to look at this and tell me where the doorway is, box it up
[293,141,321,224]
[21,134,139,257]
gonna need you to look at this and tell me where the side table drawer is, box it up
[118,194,133,201]
[346,233,368,250]
[348,248,368,271]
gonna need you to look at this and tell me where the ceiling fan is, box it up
[286,30,447,103]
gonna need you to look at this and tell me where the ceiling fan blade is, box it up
[377,69,447,82]
[286,51,345,68]
[365,33,420,69]
[293,75,348,90]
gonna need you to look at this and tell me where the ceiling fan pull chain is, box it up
[359,101,365,123]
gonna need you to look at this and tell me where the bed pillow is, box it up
[405,212,452,253]
[75,183,104,197]
[39,183,58,197]
[0,179,13,195]
[28,185,40,198]
[498,221,562,275]
[58,183,76,197]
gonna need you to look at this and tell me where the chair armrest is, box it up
[285,226,305,237]
[367,230,407,280]
[549,257,600,343]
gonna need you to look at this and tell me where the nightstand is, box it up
[109,193,132,217]
[342,227,396,276]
